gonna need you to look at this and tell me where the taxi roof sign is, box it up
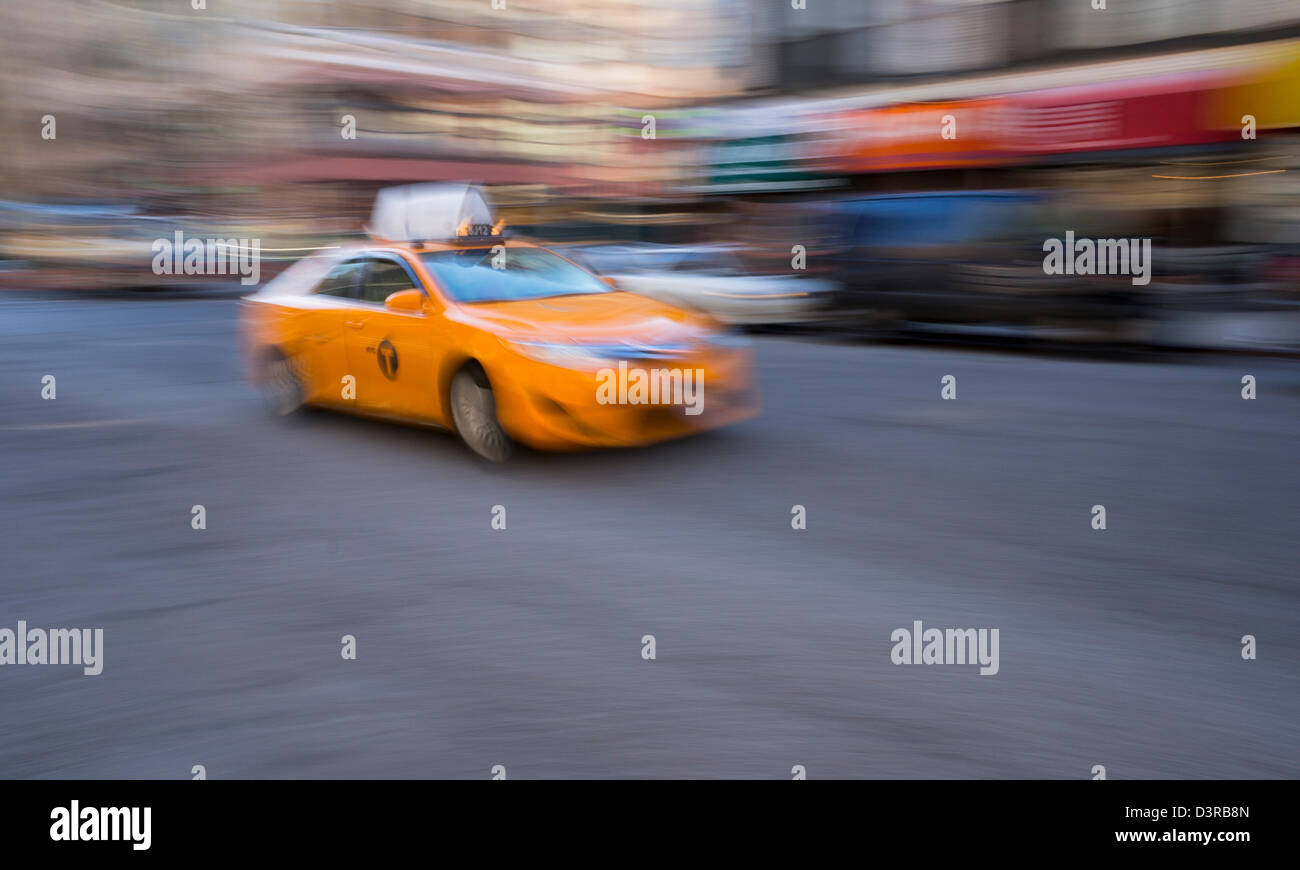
[368,183,497,243]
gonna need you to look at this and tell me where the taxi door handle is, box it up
[345,319,367,329]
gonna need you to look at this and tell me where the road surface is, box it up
[1,294,1297,778]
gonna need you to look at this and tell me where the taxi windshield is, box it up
[420,246,611,303]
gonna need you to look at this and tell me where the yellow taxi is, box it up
[240,184,757,460]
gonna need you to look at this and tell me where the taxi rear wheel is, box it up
[450,367,513,462]
[260,352,305,418]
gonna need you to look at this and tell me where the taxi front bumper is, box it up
[491,348,759,451]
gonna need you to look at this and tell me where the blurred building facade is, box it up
[1,0,1299,266]
[753,0,1300,86]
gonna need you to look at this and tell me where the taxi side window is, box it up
[360,259,419,304]
[315,260,366,298]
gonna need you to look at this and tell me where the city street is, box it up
[1,293,1297,778]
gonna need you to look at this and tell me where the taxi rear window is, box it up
[420,247,610,303]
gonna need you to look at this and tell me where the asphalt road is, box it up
[1,293,1297,779]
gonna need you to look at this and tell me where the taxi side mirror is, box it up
[385,288,426,313]
[600,275,618,289]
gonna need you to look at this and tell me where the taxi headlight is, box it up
[504,340,615,370]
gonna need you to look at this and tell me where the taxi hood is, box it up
[449,291,718,345]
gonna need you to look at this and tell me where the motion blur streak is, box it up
[1,297,1297,777]
[2,0,1299,346]
[1,0,1299,779]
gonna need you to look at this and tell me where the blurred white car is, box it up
[569,244,837,327]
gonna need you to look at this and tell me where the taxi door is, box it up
[343,254,441,422]
[299,257,367,407]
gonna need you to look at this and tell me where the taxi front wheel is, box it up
[260,352,305,418]
[450,368,513,462]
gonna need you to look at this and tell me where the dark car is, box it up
[816,190,1146,339]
